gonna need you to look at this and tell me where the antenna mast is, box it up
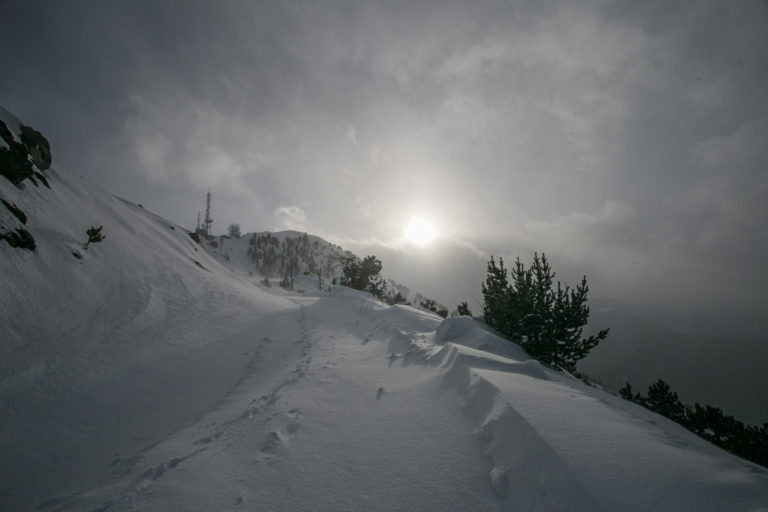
[203,188,213,236]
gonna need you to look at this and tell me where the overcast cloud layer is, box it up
[2,0,767,314]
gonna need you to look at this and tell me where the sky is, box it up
[2,0,767,316]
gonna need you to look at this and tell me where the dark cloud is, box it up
[2,0,767,315]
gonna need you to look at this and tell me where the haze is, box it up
[2,0,767,317]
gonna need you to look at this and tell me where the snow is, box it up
[2,145,768,510]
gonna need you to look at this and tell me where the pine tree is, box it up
[619,382,634,401]
[481,252,608,372]
[457,302,472,316]
[419,297,449,318]
[227,223,241,239]
[342,255,384,296]
[386,291,408,305]
[645,379,688,424]
[482,257,520,342]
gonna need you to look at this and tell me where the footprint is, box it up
[136,448,207,489]
[284,409,302,432]
[194,432,221,445]
[261,431,282,453]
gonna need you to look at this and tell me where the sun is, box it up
[404,217,437,247]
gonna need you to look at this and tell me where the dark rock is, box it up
[35,171,50,188]
[0,119,15,146]
[1,199,27,224]
[1,227,36,250]
[20,124,51,171]
[0,136,34,185]
[0,119,53,185]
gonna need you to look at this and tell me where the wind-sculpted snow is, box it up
[423,319,768,511]
[434,316,530,360]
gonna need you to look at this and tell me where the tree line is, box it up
[247,232,348,289]
[621,379,768,468]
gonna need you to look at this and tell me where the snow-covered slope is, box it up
[2,109,768,511]
[15,289,768,512]
[0,123,297,510]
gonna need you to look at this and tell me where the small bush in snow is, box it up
[456,302,472,316]
[384,291,408,306]
[2,199,27,224]
[419,297,448,318]
[83,225,105,250]
[1,227,36,250]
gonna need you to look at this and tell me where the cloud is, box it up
[3,0,768,315]
[518,201,647,290]
[272,205,309,232]
[693,119,768,171]
[133,129,174,183]
[525,201,635,239]
[345,125,357,145]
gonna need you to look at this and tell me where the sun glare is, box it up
[404,217,436,247]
